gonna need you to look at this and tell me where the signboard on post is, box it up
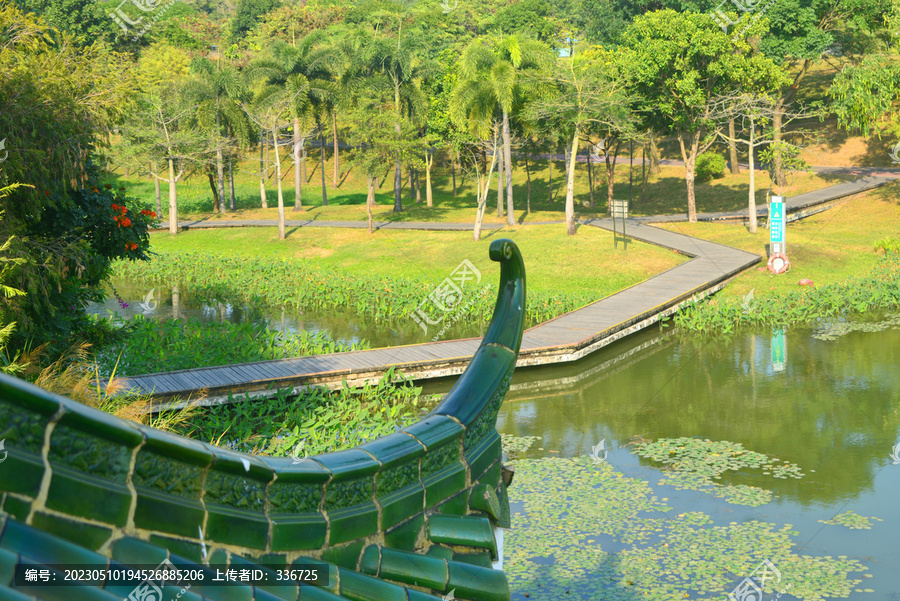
[770,197,785,254]
[771,328,786,373]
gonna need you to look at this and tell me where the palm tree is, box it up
[184,57,251,214]
[247,33,331,211]
[452,36,552,226]
[356,29,433,212]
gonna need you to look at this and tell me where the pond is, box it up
[89,277,487,348]
[434,320,897,601]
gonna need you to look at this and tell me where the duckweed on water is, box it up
[812,313,900,341]
[506,456,868,601]
[633,437,804,507]
[501,434,542,458]
[819,511,884,530]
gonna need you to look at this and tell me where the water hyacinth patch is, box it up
[819,511,884,530]
[505,456,869,600]
[632,437,804,507]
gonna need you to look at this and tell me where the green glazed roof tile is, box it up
[401,417,464,451]
[358,432,425,470]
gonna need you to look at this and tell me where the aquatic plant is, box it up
[93,314,367,377]
[505,456,869,600]
[111,251,596,331]
[819,511,883,530]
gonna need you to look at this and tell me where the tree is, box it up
[248,33,331,211]
[452,35,553,226]
[830,55,900,139]
[526,46,634,234]
[185,57,251,214]
[621,10,785,222]
[230,0,282,42]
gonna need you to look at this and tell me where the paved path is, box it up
[124,172,898,402]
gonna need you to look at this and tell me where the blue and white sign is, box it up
[770,197,785,253]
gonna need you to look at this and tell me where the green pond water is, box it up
[472,323,900,601]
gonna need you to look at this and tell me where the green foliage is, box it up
[495,0,557,42]
[111,250,597,329]
[874,236,900,254]
[672,254,900,334]
[230,0,282,42]
[166,367,436,456]
[694,151,727,183]
[830,55,900,138]
[94,314,367,376]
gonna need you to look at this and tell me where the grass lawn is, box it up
[145,223,687,300]
[658,181,900,302]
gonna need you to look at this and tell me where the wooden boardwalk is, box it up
[124,173,898,403]
[120,219,759,404]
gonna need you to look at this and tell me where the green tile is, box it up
[435,492,467,517]
[52,407,143,452]
[373,548,448,591]
[1,496,30,522]
[257,553,288,569]
[309,450,379,481]
[134,490,205,538]
[295,586,347,600]
[426,515,497,559]
[101,564,204,601]
[110,536,167,566]
[424,546,452,560]
[132,451,207,501]
[0,584,32,601]
[140,427,213,468]
[401,417,463,451]
[496,481,511,529]
[0,375,61,416]
[451,552,493,569]
[268,480,325,515]
[465,433,501,483]
[270,513,327,552]
[148,535,205,564]
[0,518,107,566]
[262,457,331,484]
[0,547,18,587]
[474,461,502,492]
[357,545,380,576]
[206,505,269,549]
[406,590,443,601]
[422,464,466,509]
[380,484,424,530]
[30,512,112,551]
[0,452,44,498]
[170,559,252,601]
[289,558,336,593]
[325,504,377,546]
[336,569,407,601]
[383,514,424,552]
[446,559,509,601]
[228,554,293,601]
[320,541,364,571]
[358,432,425,470]
[45,468,131,527]
[429,346,515,426]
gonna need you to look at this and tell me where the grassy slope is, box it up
[658,182,900,302]
[145,224,687,299]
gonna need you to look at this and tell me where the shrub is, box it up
[695,152,727,183]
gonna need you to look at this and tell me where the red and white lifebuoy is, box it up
[767,252,790,274]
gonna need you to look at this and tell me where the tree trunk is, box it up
[409,168,415,202]
[152,162,161,215]
[474,133,499,242]
[748,116,758,234]
[293,118,303,211]
[502,110,514,226]
[332,110,339,189]
[648,134,662,174]
[586,148,594,208]
[728,117,740,174]
[393,161,402,212]
[228,153,236,210]
[216,114,225,213]
[452,149,457,198]
[425,149,433,207]
[496,148,504,218]
[167,158,178,235]
[259,127,268,209]
[565,130,579,236]
[415,168,421,204]
[367,174,375,234]
[605,139,621,213]
[678,132,699,223]
[208,171,219,213]
[548,152,553,201]
[524,152,531,214]
[773,59,811,187]
[319,131,328,206]
[272,127,286,239]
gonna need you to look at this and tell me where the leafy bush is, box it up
[694,152,727,183]
[874,237,900,254]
